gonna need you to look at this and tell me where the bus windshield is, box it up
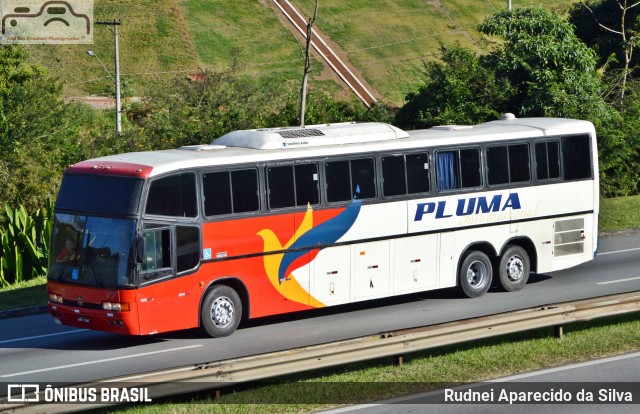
[48,214,137,287]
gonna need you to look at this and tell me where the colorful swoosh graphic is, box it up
[257,199,362,307]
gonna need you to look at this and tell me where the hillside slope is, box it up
[25,0,576,106]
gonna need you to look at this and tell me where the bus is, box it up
[47,114,598,337]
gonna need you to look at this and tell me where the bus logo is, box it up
[414,193,521,221]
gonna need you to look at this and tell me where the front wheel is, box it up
[201,285,242,337]
[497,245,530,292]
[458,251,493,298]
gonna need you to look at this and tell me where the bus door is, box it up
[137,223,201,334]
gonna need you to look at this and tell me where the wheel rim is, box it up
[466,260,488,288]
[506,255,525,282]
[210,296,234,328]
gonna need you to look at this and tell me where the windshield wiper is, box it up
[84,231,104,287]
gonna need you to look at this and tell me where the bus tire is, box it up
[458,251,493,298]
[497,245,530,292]
[201,285,242,337]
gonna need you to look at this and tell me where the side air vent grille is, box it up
[554,218,585,257]
[277,129,325,139]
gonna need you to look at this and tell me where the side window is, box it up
[382,153,429,197]
[294,163,320,206]
[351,158,375,199]
[436,149,481,191]
[140,224,200,279]
[232,169,260,213]
[146,173,197,217]
[382,155,406,197]
[406,153,430,194]
[203,172,231,215]
[487,143,530,185]
[141,226,171,273]
[509,144,531,183]
[487,146,509,185]
[562,135,592,180]
[267,166,295,209]
[267,163,319,209]
[326,160,351,202]
[326,157,376,202]
[535,141,560,181]
[203,168,259,216]
[176,226,200,273]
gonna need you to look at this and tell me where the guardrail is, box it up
[3,291,640,413]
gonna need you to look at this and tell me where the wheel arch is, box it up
[459,241,498,268]
[199,277,250,328]
[500,237,538,273]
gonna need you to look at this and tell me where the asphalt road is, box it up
[1,232,639,388]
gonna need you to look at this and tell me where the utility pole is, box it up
[507,0,512,11]
[96,20,122,136]
[300,0,318,128]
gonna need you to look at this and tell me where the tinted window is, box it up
[266,163,319,209]
[294,163,319,206]
[437,149,481,191]
[382,155,406,197]
[509,144,530,183]
[176,226,200,272]
[146,173,197,217]
[231,169,260,213]
[487,146,509,185]
[56,175,143,214]
[268,166,295,209]
[326,160,352,202]
[203,172,232,215]
[326,158,376,202]
[382,153,429,197]
[562,135,592,180]
[203,169,259,216]
[487,144,530,185]
[406,153,430,194]
[535,141,560,181]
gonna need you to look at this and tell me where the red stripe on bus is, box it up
[66,161,153,178]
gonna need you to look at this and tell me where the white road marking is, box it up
[598,247,640,256]
[0,344,203,378]
[597,276,640,285]
[0,329,87,345]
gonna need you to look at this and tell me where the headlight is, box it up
[49,294,63,303]
[102,302,130,311]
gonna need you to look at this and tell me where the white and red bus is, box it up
[47,114,598,337]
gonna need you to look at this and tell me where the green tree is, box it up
[395,45,511,129]
[478,7,611,120]
[0,46,110,217]
[569,0,640,106]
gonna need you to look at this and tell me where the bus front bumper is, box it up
[48,303,140,335]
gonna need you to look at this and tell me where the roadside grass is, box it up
[600,195,640,233]
[0,276,47,311]
[107,313,640,413]
[24,0,197,98]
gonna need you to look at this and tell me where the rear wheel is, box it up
[201,285,242,337]
[458,251,493,298]
[497,245,530,292]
